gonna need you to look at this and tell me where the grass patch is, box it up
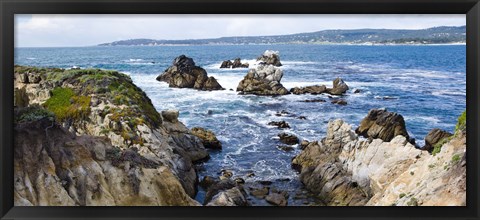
[455,110,466,134]
[407,197,419,206]
[399,193,406,198]
[432,136,453,156]
[451,154,462,163]
[43,87,91,122]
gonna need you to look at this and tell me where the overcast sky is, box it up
[15,14,465,47]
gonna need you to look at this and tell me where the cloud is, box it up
[15,14,466,47]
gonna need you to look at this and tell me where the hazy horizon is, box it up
[15,14,465,47]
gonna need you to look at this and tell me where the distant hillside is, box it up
[98,26,466,46]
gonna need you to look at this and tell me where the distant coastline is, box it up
[98,25,466,47]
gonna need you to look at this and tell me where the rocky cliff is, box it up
[14,66,212,206]
[292,110,466,206]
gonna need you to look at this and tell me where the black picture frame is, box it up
[1,0,479,219]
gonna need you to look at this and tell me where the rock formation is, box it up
[423,128,452,153]
[156,55,223,90]
[220,58,249,69]
[257,50,282,67]
[13,66,211,205]
[190,127,222,150]
[290,78,349,95]
[292,110,466,206]
[355,108,411,143]
[236,59,289,96]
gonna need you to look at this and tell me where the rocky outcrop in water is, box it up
[257,50,282,67]
[327,77,349,95]
[190,127,222,150]
[290,78,349,96]
[156,55,223,90]
[292,110,466,206]
[220,58,249,69]
[355,108,411,143]
[236,62,289,96]
[14,66,211,205]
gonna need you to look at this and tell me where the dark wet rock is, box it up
[290,85,327,95]
[249,186,270,199]
[268,121,290,129]
[331,99,347,105]
[375,96,398,100]
[234,178,245,184]
[277,145,295,152]
[257,50,282,67]
[352,88,361,93]
[258,180,273,186]
[423,128,453,152]
[275,110,290,117]
[265,193,288,206]
[190,127,222,150]
[278,132,299,145]
[301,99,326,103]
[156,55,223,91]
[237,64,289,96]
[355,108,411,143]
[200,176,218,190]
[327,77,349,95]
[220,58,249,69]
[298,116,307,120]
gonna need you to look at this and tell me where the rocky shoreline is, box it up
[13,48,466,206]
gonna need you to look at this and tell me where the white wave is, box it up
[26,57,37,60]
[431,90,466,97]
[127,58,144,62]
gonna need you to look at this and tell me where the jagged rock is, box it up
[156,55,223,91]
[355,108,411,143]
[331,99,347,105]
[13,66,210,204]
[423,128,453,152]
[278,133,299,145]
[327,77,349,95]
[248,185,269,199]
[265,193,287,206]
[268,121,290,129]
[190,127,222,149]
[290,85,327,95]
[13,117,199,206]
[237,65,289,96]
[206,187,249,206]
[352,88,361,93]
[162,110,179,123]
[200,176,218,190]
[257,50,282,67]
[220,60,233,68]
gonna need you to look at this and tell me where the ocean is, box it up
[15,44,466,205]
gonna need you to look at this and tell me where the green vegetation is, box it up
[399,193,406,198]
[43,87,91,122]
[455,110,466,134]
[432,136,453,156]
[15,105,54,123]
[451,154,462,163]
[407,197,419,206]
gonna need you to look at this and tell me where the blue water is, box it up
[15,44,466,205]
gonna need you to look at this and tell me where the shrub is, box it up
[44,87,91,122]
[451,154,462,163]
[15,105,55,123]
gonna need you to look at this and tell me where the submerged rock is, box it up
[278,133,299,145]
[301,99,326,103]
[190,127,222,150]
[268,121,291,129]
[265,192,288,206]
[156,55,223,90]
[257,50,282,67]
[331,99,347,105]
[423,128,453,152]
[290,85,327,95]
[355,108,411,143]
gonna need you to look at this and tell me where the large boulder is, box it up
[190,127,222,150]
[355,108,411,143]
[423,128,453,152]
[220,58,249,69]
[237,64,289,96]
[257,50,282,67]
[327,77,349,95]
[156,55,223,91]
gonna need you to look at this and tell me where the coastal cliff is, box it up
[13,66,210,205]
[292,110,466,206]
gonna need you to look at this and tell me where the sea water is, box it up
[15,44,466,205]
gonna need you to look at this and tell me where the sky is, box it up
[15,14,465,47]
